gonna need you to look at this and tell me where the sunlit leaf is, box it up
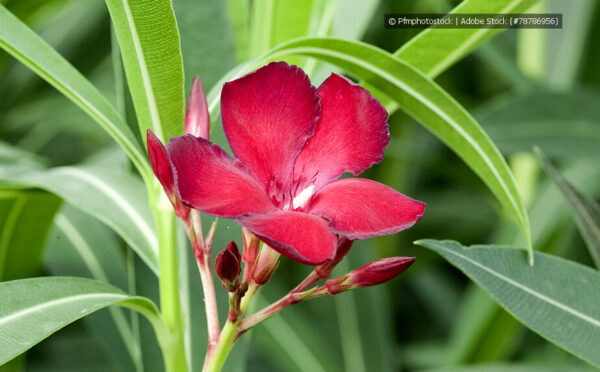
[105,0,185,143]
[396,0,540,78]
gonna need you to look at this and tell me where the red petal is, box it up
[236,211,337,265]
[147,130,174,195]
[167,135,276,218]
[294,74,389,191]
[185,77,210,139]
[221,62,320,201]
[307,178,425,239]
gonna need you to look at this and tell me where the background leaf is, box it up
[476,90,600,159]
[0,189,61,281]
[417,239,600,367]
[44,206,142,372]
[0,276,163,366]
[0,4,150,179]
[536,149,600,268]
[0,150,159,275]
[395,0,540,78]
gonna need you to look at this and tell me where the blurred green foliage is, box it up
[1,0,599,371]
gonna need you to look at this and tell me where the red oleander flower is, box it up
[165,62,425,265]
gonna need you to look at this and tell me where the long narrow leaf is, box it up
[105,0,185,143]
[417,239,600,367]
[0,161,159,275]
[396,0,539,78]
[0,190,61,281]
[536,148,600,268]
[46,207,142,371]
[0,276,165,366]
[0,5,151,180]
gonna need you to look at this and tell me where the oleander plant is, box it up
[0,0,599,371]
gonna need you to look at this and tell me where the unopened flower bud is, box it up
[242,228,260,267]
[146,130,190,219]
[215,241,241,292]
[184,77,210,140]
[227,239,241,263]
[325,257,415,295]
[252,244,280,285]
[316,237,353,279]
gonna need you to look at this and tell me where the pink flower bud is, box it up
[242,228,260,267]
[227,239,241,263]
[146,130,189,219]
[315,236,353,279]
[252,244,280,285]
[215,241,241,292]
[325,257,415,295]
[184,77,210,140]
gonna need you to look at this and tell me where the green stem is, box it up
[203,319,239,372]
[152,188,188,372]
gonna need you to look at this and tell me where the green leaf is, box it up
[45,206,141,371]
[0,276,165,366]
[0,156,159,275]
[536,148,600,268]
[422,363,598,372]
[0,189,62,281]
[173,0,236,91]
[331,0,378,40]
[253,291,333,372]
[476,90,600,159]
[0,4,151,181]
[264,37,531,260]
[417,239,600,367]
[395,0,540,78]
[248,0,325,67]
[225,0,251,63]
[334,245,395,372]
[105,0,185,143]
[443,160,600,366]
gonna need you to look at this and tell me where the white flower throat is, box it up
[283,184,315,211]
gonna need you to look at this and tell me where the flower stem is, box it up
[239,287,327,333]
[197,255,221,349]
[203,319,239,372]
[291,270,320,293]
[152,191,187,372]
[185,210,221,352]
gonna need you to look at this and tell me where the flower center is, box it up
[281,184,315,212]
[292,185,315,209]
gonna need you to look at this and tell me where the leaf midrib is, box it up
[121,0,164,140]
[437,245,600,328]
[0,292,130,327]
